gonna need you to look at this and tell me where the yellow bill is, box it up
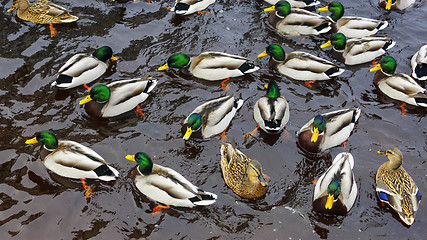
[325,194,334,209]
[311,127,319,143]
[79,95,93,105]
[386,0,392,10]
[25,137,38,144]
[264,6,276,12]
[183,127,193,140]
[377,150,388,156]
[158,63,169,71]
[320,41,332,49]
[7,6,16,12]
[110,55,118,61]
[317,6,329,11]
[370,64,382,72]
[125,155,136,161]
[258,50,269,58]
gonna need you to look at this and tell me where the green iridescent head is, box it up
[274,1,291,17]
[266,44,286,62]
[187,113,202,131]
[92,46,114,61]
[134,152,154,175]
[328,179,341,197]
[167,53,191,69]
[329,33,347,51]
[311,115,326,143]
[322,1,344,22]
[25,130,59,150]
[379,56,397,75]
[90,84,111,103]
[266,80,281,98]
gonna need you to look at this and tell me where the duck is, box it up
[170,0,215,15]
[321,33,395,65]
[25,130,119,181]
[411,45,427,81]
[158,52,259,81]
[258,44,344,82]
[79,77,158,118]
[126,152,217,210]
[317,1,388,38]
[264,0,320,8]
[7,0,78,37]
[379,0,415,11]
[264,1,332,36]
[52,46,118,89]
[253,80,289,134]
[297,107,361,153]
[376,148,421,225]
[220,142,268,198]
[370,56,427,113]
[183,95,244,140]
[313,152,357,215]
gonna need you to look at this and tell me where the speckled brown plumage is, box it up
[9,0,78,24]
[220,143,268,199]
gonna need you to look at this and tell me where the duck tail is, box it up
[325,66,345,78]
[264,120,282,133]
[143,78,158,94]
[238,62,259,74]
[55,74,73,86]
[314,22,331,34]
[94,164,119,181]
[351,107,361,124]
[377,20,389,31]
[413,63,427,81]
[233,97,244,110]
[303,0,321,7]
[414,93,427,107]
[190,190,217,206]
[382,39,395,50]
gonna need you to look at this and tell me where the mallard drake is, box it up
[220,142,268,198]
[79,77,158,118]
[7,0,78,37]
[313,152,357,215]
[158,52,259,81]
[411,45,427,81]
[170,0,215,15]
[379,0,415,11]
[321,33,395,65]
[126,152,217,208]
[370,56,427,111]
[183,95,244,140]
[264,1,332,36]
[258,44,344,82]
[317,1,388,38]
[25,130,119,180]
[376,148,421,225]
[297,107,360,153]
[52,46,118,89]
[254,80,289,133]
[264,0,320,8]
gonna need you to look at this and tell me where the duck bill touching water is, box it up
[126,152,217,214]
[7,0,79,37]
[376,148,421,226]
[313,152,357,215]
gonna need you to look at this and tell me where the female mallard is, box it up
[126,152,217,209]
[379,0,415,11]
[183,95,243,140]
[52,46,118,89]
[220,142,268,198]
[321,33,395,65]
[411,45,427,81]
[313,152,357,215]
[264,0,320,8]
[264,1,332,36]
[170,0,215,15]
[158,52,259,81]
[79,77,158,118]
[25,130,119,180]
[258,44,344,82]
[376,148,421,225]
[297,107,360,153]
[370,56,427,112]
[254,80,289,134]
[7,0,78,37]
[183,95,244,140]
[317,1,388,38]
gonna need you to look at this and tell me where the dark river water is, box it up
[1,0,426,239]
